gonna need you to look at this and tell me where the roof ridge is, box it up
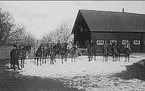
[79,9,145,15]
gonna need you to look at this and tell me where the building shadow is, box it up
[114,59,145,80]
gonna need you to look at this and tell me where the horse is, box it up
[51,43,61,63]
[124,44,131,62]
[41,47,49,64]
[52,42,68,64]
[49,48,55,65]
[111,42,120,62]
[102,44,109,62]
[87,44,93,62]
[59,42,68,63]
[69,44,78,62]
[19,45,31,68]
[91,45,98,61]
[34,44,43,66]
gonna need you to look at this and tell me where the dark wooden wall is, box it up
[91,32,145,53]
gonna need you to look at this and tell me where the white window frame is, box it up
[122,40,129,45]
[110,40,117,45]
[96,40,104,45]
[133,40,140,45]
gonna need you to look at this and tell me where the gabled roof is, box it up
[75,9,145,32]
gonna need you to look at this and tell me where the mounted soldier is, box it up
[87,41,93,61]
[10,44,21,70]
[124,42,131,62]
[102,40,109,62]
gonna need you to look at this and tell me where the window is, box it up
[110,40,117,45]
[96,40,104,45]
[122,40,129,45]
[133,40,140,45]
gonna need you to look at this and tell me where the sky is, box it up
[0,1,145,39]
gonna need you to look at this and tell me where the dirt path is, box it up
[1,54,145,91]
[0,60,81,91]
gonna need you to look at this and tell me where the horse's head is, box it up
[25,45,31,53]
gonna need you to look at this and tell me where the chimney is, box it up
[122,8,124,13]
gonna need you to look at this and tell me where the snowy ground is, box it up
[6,54,145,91]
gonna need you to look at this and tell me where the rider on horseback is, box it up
[124,42,131,62]
[102,40,109,62]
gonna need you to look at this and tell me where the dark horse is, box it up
[111,42,120,62]
[102,42,109,62]
[124,43,131,62]
[51,42,68,64]
[69,43,78,62]
[87,43,93,62]
[34,44,43,65]
[19,45,31,68]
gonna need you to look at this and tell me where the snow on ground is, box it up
[6,54,145,91]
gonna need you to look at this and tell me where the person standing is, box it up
[10,45,21,70]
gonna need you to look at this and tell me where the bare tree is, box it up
[6,24,26,45]
[22,31,36,47]
[41,20,74,44]
[0,6,15,44]
[55,22,73,43]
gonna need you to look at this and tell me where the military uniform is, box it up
[10,45,20,70]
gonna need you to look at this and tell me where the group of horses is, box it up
[34,42,78,65]
[87,41,132,62]
[10,41,132,70]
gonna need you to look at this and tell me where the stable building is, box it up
[71,9,145,53]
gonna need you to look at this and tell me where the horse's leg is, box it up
[88,55,90,62]
[124,55,127,62]
[105,55,107,62]
[40,57,42,65]
[119,53,120,61]
[21,58,23,68]
[91,54,93,61]
[106,55,108,62]
[103,55,104,62]
[50,55,52,64]
[114,55,115,62]
[13,64,15,70]
[17,60,21,70]
[21,59,23,68]
[42,56,44,64]
[115,55,117,62]
[65,54,67,62]
[37,57,39,66]
[93,53,96,61]
[10,61,13,69]
[45,56,47,64]
[112,55,114,62]
[23,58,25,68]
[20,58,22,68]
[52,54,55,64]
[128,55,130,62]
[74,55,76,62]
[62,55,64,63]
[113,55,115,62]
[71,53,73,62]
[53,55,55,64]
[10,63,13,69]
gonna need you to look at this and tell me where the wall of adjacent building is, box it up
[0,45,13,59]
